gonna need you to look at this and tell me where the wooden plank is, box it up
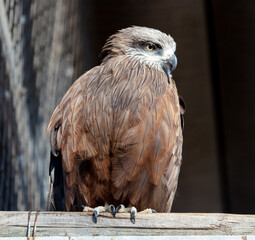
[0,237,255,240]
[0,211,255,238]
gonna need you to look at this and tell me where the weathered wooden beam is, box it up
[0,211,255,239]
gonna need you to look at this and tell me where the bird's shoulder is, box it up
[46,65,109,132]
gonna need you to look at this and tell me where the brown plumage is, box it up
[47,26,184,214]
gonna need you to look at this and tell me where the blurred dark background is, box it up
[0,0,254,212]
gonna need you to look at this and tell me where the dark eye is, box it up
[146,43,156,51]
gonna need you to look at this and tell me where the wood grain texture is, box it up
[0,211,255,237]
[0,237,255,240]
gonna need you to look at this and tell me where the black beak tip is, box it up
[168,54,177,72]
[162,54,177,76]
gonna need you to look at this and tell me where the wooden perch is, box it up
[0,211,255,239]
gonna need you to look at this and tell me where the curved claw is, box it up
[130,210,136,224]
[83,204,116,223]
[151,209,157,213]
[113,205,122,217]
[109,204,116,217]
[92,210,98,223]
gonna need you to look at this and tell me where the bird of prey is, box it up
[47,26,185,223]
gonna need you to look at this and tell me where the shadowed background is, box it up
[0,0,254,213]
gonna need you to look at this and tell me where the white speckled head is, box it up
[101,26,177,75]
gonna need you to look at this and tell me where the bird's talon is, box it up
[152,209,157,213]
[113,204,122,217]
[130,211,136,224]
[92,210,98,223]
[109,204,115,216]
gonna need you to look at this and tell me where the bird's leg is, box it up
[114,204,157,224]
[82,203,115,223]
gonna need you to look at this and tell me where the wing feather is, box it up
[47,55,184,212]
[109,61,183,212]
[47,65,114,209]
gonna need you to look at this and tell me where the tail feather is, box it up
[46,151,65,211]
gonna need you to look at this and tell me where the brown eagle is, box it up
[47,26,185,223]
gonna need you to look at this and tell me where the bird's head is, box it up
[101,26,177,77]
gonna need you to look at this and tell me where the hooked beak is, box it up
[162,54,177,80]
[166,54,177,72]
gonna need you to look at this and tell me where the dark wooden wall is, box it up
[209,0,255,213]
[76,0,255,213]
